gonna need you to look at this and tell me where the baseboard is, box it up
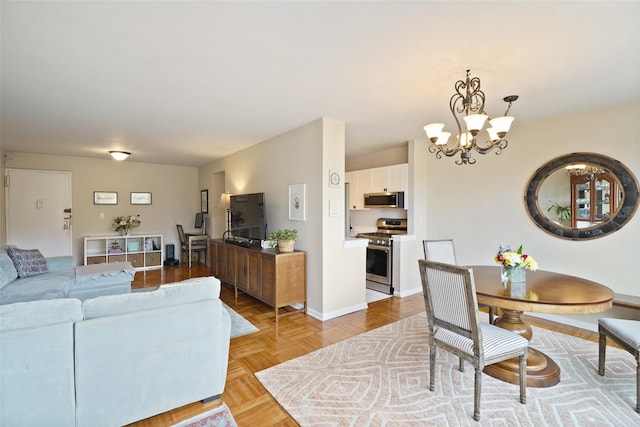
[307,302,368,321]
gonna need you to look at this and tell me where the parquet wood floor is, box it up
[125,265,603,427]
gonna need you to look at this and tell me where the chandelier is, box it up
[565,164,606,179]
[424,70,518,165]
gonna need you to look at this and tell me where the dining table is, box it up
[470,265,614,388]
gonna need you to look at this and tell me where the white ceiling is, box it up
[2,1,639,167]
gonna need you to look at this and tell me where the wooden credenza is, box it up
[210,239,307,324]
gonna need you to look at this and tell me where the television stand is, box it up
[210,239,307,324]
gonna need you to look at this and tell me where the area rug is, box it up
[256,312,638,426]
[171,403,238,427]
[222,301,258,338]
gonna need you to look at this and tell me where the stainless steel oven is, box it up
[356,218,407,295]
[365,243,393,294]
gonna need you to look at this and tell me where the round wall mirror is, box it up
[525,153,639,240]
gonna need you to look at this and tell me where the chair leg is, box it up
[488,307,494,324]
[519,354,527,404]
[598,333,606,376]
[636,359,639,413]
[429,344,436,392]
[473,368,481,421]
[459,356,464,372]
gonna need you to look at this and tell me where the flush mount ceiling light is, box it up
[109,150,131,161]
[424,69,518,165]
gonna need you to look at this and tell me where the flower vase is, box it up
[121,228,130,236]
[501,266,526,284]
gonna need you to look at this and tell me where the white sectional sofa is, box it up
[0,247,134,305]
[0,276,231,427]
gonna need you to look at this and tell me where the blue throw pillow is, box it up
[6,247,49,279]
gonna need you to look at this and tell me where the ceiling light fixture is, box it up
[424,69,518,165]
[109,150,131,161]
[565,164,605,178]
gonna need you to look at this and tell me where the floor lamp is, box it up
[218,192,232,239]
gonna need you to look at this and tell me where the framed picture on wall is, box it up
[201,189,209,213]
[94,191,118,205]
[288,184,306,221]
[130,192,152,205]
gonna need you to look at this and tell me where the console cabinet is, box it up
[210,239,306,324]
[84,234,163,270]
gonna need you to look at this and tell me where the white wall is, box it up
[199,118,367,320]
[4,153,199,264]
[425,101,640,297]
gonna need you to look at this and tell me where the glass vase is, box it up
[501,266,526,284]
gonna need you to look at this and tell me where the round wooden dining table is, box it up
[470,265,614,388]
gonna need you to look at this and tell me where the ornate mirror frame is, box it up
[525,152,639,240]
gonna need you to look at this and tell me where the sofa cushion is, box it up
[82,276,221,320]
[6,247,48,278]
[0,268,9,290]
[0,271,74,305]
[0,298,83,332]
[0,249,19,284]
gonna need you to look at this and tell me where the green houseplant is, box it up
[267,228,298,252]
[547,201,571,225]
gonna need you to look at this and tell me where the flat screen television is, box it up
[230,192,267,240]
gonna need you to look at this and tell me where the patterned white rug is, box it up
[256,312,638,426]
[171,403,237,427]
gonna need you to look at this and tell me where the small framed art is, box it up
[288,184,306,221]
[94,191,118,205]
[130,192,152,205]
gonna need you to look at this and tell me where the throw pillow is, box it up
[6,247,49,278]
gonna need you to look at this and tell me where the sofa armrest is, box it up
[46,256,75,272]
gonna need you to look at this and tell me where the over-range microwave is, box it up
[364,191,404,208]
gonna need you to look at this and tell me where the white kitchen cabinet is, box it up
[346,169,371,209]
[346,164,408,210]
[370,164,408,193]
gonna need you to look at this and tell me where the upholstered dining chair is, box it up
[598,318,640,413]
[423,239,494,324]
[418,259,528,421]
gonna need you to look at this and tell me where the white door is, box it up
[5,169,73,257]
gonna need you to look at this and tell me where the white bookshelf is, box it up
[84,234,163,270]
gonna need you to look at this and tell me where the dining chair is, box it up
[598,318,640,413]
[418,259,528,421]
[176,224,207,267]
[423,239,494,324]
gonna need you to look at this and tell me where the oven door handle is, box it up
[368,244,390,252]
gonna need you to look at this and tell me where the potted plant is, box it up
[547,201,571,225]
[267,228,298,252]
